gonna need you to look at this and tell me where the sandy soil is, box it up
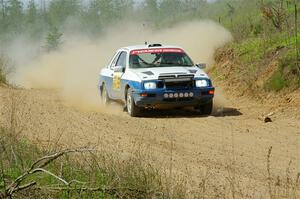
[0,86,299,198]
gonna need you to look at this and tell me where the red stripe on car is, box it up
[130,48,184,55]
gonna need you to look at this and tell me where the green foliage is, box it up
[0,0,298,40]
[26,0,37,25]
[278,50,300,89]
[0,0,299,91]
[47,0,80,27]
[0,55,12,84]
[234,38,266,62]
[227,27,300,92]
[6,0,24,33]
[265,71,286,91]
[143,0,159,23]
[45,26,63,52]
[0,68,6,84]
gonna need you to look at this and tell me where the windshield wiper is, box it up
[160,63,193,67]
[160,62,177,66]
[179,64,193,67]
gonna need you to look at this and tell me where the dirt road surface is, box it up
[0,85,299,197]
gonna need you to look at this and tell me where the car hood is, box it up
[129,66,208,81]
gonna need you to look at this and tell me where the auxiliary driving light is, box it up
[169,93,174,98]
[164,93,169,98]
[184,92,189,98]
[174,93,179,98]
[189,92,194,97]
[179,93,184,98]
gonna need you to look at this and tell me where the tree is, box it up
[91,0,114,23]
[45,26,63,52]
[47,0,80,27]
[0,0,7,20]
[260,0,287,32]
[113,0,134,19]
[7,0,21,17]
[0,0,8,35]
[6,0,23,33]
[25,0,46,38]
[81,0,112,34]
[143,0,159,23]
[158,0,183,26]
[26,0,37,24]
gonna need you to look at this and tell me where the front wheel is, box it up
[196,100,213,115]
[126,88,142,117]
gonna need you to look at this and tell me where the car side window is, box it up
[110,52,120,70]
[116,51,127,68]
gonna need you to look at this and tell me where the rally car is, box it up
[99,44,215,117]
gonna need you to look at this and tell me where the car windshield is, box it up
[129,49,194,69]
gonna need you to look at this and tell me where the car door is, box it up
[112,51,127,99]
[101,51,120,100]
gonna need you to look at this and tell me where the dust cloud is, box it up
[9,20,232,110]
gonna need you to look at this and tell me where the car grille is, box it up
[165,80,193,90]
[158,74,194,90]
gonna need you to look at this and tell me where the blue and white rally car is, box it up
[99,44,215,117]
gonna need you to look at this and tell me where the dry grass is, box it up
[0,88,299,199]
[0,89,188,199]
[0,126,190,199]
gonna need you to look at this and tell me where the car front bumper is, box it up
[132,87,214,108]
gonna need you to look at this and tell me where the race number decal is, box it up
[113,72,122,90]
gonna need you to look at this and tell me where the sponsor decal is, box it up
[130,48,184,55]
[113,72,122,90]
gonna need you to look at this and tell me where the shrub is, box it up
[264,71,286,91]
[0,56,8,84]
[45,27,63,52]
[279,50,300,90]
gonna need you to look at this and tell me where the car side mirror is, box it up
[196,63,207,69]
[114,65,125,73]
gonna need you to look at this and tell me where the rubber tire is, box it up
[126,88,142,117]
[198,100,213,115]
[101,85,110,105]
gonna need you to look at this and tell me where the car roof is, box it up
[120,44,183,52]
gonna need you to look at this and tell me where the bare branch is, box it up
[4,147,96,198]
[13,181,36,193]
[31,168,69,186]
[36,186,147,194]
[68,180,87,186]
[30,148,95,170]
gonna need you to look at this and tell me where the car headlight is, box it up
[196,79,209,87]
[144,82,157,89]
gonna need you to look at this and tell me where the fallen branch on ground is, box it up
[35,186,148,195]
[0,147,95,199]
